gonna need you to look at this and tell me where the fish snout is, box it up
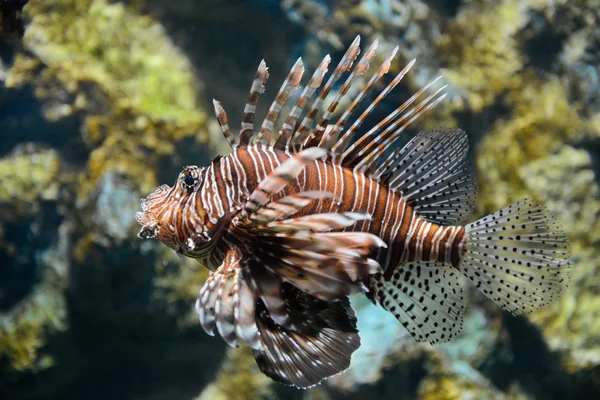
[136,211,160,239]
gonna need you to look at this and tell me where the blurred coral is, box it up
[6,0,207,195]
[197,346,274,400]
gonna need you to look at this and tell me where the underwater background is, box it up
[0,0,599,399]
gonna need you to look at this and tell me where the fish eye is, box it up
[180,166,203,193]
[184,175,195,186]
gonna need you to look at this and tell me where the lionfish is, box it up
[136,37,571,388]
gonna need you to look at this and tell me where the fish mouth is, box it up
[136,211,160,239]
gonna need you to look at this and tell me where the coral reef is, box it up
[274,0,600,398]
[1,0,216,397]
[197,346,275,400]
[476,76,593,212]
[0,145,68,374]
[0,144,61,217]
[6,0,208,195]
[1,0,600,398]
[520,147,600,378]
[439,0,527,112]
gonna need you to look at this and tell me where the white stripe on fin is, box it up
[241,147,327,219]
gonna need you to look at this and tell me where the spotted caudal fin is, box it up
[459,199,571,315]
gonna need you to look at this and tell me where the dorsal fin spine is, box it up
[257,57,304,146]
[275,55,331,151]
[342,76,443,169]
[355,85,448,175]
[239,60,269,148]
[213,99,236,149]
[296,36,361,149]
[324,46,399,153]
[315,39,380,148]
[331,57,416,156]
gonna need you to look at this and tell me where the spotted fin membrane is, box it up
[460,199,571,315]
[372,262,465,344]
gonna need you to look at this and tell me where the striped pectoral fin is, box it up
[252,284,360,388]
[459,198,571,315]
[248,261,292,328]
[195,248,262,350]
[234,268,261,349]
[261,246,381,300]
[376,128,477,226]
[247,191,335,225]
[215,267,239,348]
[257,212,374,233]
[255,231,384,301]
[372,261,466,345]
[249,212,385,301]
[196,270,223,336]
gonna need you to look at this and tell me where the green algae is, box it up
[7,0,208,195]
[416,350,527,400]
[476,76,593,213]
[0,145,70,373]
[0,147,61,216]
[440,0,527,112]
[0,284,67,372]
[16,0,201,124]
[1,0,211,377]
[519,147,600,374]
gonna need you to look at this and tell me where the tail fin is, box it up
[459,199,571,315]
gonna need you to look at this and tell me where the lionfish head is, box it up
[136,166,211,256]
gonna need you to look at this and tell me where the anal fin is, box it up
[372,261,465,345]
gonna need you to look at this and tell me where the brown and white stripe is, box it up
[182,144,468,275]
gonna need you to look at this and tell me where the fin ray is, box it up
[372,261,465,345]
[276,55,331,151]
[293,35,361,150]
[253,285,360,388]
[241,147,327,219]
[257,58,304,146]
[239,60,269,147]
[460,199,571,315]
[380,128,477,225]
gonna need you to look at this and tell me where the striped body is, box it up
[186,146,465,275]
